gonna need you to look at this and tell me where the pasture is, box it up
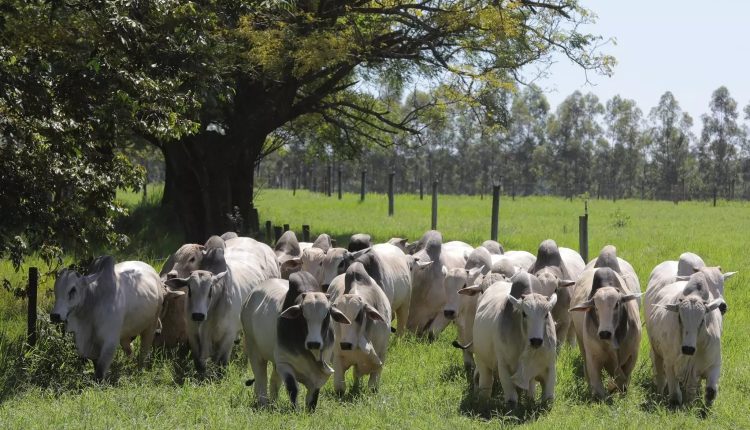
[0,188,748,428]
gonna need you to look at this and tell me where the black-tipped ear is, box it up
[363,304,385,322]
[280,305,302,319]
[330,307,351,324]
[165,278,190,289]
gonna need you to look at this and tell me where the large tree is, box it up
[647,92,693,200]
[2,0,613,246]
[698,86,743,198]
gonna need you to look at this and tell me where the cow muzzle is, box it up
[529,338,543,348]
[443,310,456,320]
[50,313,63,323]
[598,330,612,340]
[306,341,321,350]
[681,345,696,355]
[339,342,353,350]
[191,312,206,322]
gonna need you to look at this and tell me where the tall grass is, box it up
[0,188,747,428]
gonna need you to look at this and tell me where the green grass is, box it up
[0,188,748,428]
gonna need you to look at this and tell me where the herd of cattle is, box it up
[49,230,735,411]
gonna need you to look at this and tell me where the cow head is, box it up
[442,267,469,320]
[166,244,205,279]
[165,270,226,322]
[676,267,736,314]
[50,268,98,323]
[534,266,575,297]
[656,296,724,355]
[300,247,327,285]
[280,291,350,356]
[333,294,385,351]
[508,292,557,348]
[569,268,641,346]
[336,247,371,276]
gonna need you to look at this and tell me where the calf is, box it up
[51,256,163,380]
[472,272,557,407]
[242,271,350,411]
[328,263,391,394]
[647,272,726,406]
[570,266,642,399]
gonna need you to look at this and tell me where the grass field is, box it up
[0,187,748,428]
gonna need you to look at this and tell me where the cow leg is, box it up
[269,366,281,402]
[368,369,381,392]
[215,332,235,367]
[555,320,569,350]
[188,332,206,374]
[120,339,133,356]
[475,360,493,401]
[617,353,636,392]
[395,302,409,336]
[428,314,450,340]
[705,365,720,407]
[566,324,577,347]
[585,352,607,400]
[541,364,556,402]
[94,342,117,382]
[333,354,347,396]
[279,366,299,408]
[138,326,157,368]
[650,347,666,395]
[497,361,518,408]
[352,365,363,389]
[249,357,269,405]
[305,386,321,412]
[665,363,682,405]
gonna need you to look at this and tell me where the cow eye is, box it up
[189,257,195,263]
[544,313,549,319]
[68,287,76,299]
[522,312,527,318]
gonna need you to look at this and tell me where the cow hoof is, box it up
[705,387,717,405]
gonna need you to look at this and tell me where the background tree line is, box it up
[255,85,750,201]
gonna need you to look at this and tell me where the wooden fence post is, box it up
[327,164,332,197]
[431,180,438,230]
[578,201,589,262]
[337,167,342,200]
[274,226,283,243]
[283,224,290,232]
[360,170,367,201]
[27,267,38,347]
[419,179,423,200]
[302,225,311,242]
[490,184,500,242]
[265,220,273,245]
[388,171,395,216]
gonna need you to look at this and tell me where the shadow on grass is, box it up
[635,374,715,419]
[456,374,554,424]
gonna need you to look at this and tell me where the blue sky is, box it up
[534,0,750,127]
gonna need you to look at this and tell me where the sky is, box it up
[532,0,750,128]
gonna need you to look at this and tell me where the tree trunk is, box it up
[163,131,262,243]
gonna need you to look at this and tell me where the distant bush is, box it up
[610,208,631,228]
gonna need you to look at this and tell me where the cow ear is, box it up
[166,289,186,299]
[621,292,642,302]
[547,293,558,309]
[83,271,101,284]
[441,266,449,277]
[280,305,302,319]
[212,271,227,286]
[415,258,433,269]
[467,266,484,278]
[558,279,575,288]
[507,294,523,311]
[705,298,725,313]
[723,271,737,281]
[654,303,680,312]
[363,304,385,322]
[165,277,190,289]
[458,285,483,296]
[330,307,351,324]
[569,300,594,312]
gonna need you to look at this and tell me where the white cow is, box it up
[646,272,725,405]
[50,256,164,380]
[570,255,642,399]
[165,245,275,372]
[472,272,558,407]
[409,234,470,338]
[328,263,391,394]
[490,250,536,274]
[242,272,350,411]
[159,236,279,349]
